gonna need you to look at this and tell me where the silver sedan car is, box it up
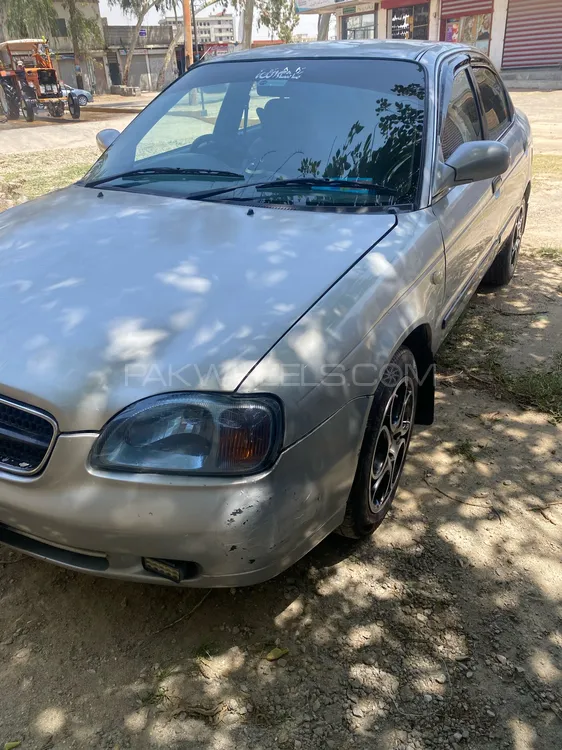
[0,41,531,586]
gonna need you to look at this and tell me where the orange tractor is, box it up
[0,39,81,122]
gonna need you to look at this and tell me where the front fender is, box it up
[238,209,445,446]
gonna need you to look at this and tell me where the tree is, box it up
[257,0,299,44]
[109,0,165,86]
[2,0,58,38]
[155,0,220,90]
[231,0,297,49]
[317,13,330,41]
[61,0,103,89]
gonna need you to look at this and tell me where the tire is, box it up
[1,80,20,120]
[337,346,418,539]
[77,94,88,107]
[21,98,35,122]
[68,93,81,120]
[483,200,526,287]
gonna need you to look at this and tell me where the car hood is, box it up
[0,186,396,431]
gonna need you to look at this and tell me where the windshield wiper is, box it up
[254,178,398,195]
[189,177,398,200]
[87,167,245,188]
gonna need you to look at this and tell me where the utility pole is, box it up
[191,0,198,61]
[183,0,194,70]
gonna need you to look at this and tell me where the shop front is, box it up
[381,0,430,40]
[439,0,493,54]
[502,0,562,69]
[340,3,377,40]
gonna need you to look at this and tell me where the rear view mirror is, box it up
[434,141,510,195]
[96,128,120,153]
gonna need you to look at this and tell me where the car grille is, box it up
[0,397,57,475]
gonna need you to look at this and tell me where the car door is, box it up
[431,64,497,334]
[471,64,527,239]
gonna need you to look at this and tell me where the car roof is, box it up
[202,40,475,65]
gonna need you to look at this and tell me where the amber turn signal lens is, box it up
[218,406,273,471]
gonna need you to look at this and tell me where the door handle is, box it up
[492,176,502,194]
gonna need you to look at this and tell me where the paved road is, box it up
[0,111,136,155]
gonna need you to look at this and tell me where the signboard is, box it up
[139,28,147,37]
[296,0,358,12]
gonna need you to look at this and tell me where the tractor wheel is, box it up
[68,93,81,120]
[1,80,20,120]
[21,98,35,122]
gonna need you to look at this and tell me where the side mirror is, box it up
[96,128,120,153]
[434,141,510,196]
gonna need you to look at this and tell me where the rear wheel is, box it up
[1,80,20,120]
[483,200,526,287]
[337,346,418,539]
[77,94,88,106]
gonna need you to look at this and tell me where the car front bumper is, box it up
[0,400,366,586]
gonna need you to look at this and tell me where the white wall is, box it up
[489,0,509,69]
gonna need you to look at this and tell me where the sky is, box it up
[98,1,320,41]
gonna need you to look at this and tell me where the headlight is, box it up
[89,393,283,476]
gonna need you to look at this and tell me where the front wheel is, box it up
[337,346,418,539]
[483,200,526,287]
[68,93,81,120]
[21,98,35,122]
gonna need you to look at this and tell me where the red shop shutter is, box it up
[502,0,562,69]
[440,0,493,19]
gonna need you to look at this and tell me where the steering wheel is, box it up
[190,134,217,152]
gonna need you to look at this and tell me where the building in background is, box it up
[297,0,562,88]
[104,22,177,90]
[159,12,235,45]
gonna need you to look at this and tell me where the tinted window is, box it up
[84,59,426,210]
[441,69,482,161]
[473,67,510,139]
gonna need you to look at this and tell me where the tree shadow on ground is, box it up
[0,380,560,750]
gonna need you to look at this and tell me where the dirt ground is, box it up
[0,92,561,750]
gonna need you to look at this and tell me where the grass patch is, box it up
[437,304,513,373]
[194,642,220,660]
[438,302,562,420]
[533,154,562,177]
[447,439,478,463]
[0,146,97,205]
[141,685,171,706]
[535,246,562,264]
[492,353,562,421]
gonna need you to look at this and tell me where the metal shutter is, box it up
[440,0,493,18]
[502,0,562,69]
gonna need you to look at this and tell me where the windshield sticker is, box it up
[255,66,306,81]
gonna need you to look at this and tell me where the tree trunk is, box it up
[157,24,184,90]
[317,13,330,41]
[66,0,84,89]
[122,9,148,87]
[242,0,254,49]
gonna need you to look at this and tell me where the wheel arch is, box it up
[402,323,435,426]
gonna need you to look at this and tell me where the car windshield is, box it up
[83,57,426,210]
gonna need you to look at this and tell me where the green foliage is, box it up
[61,0,104,54]
[3,0,58,38]
[257,0,299,43]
